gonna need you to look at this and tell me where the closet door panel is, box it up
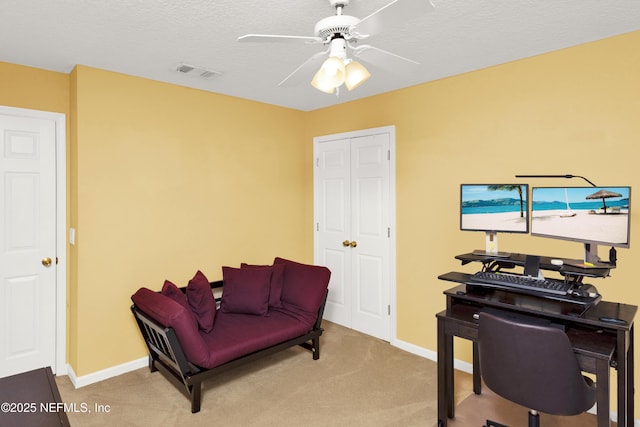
[315,139,352,326]
[350,134,390,340]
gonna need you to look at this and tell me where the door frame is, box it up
[0,105,67,375]
[313,125,397,344]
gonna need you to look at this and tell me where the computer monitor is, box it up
[531,186,631,263]
[460,184,529,255]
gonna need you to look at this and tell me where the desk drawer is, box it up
[440,316,478,340]
[452,322,478,340]
[440,308,479,340]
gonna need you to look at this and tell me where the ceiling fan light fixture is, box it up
[321,56,346,85]
[344,60,370,91]
[311,56,345,93]
[311,68,336,94]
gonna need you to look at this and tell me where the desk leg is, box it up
[628,325,634,426]
[617,328,631,427]
[620,325,634,427]
[445,334,454,419]
[472,341,481,395]
[437,317,454,426]
[595,358,610,427]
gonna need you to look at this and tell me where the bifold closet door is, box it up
[315,132,391,341]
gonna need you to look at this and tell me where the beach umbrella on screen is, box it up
[586,189,622,214]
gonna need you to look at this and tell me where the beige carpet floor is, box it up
[55,320,611,426]
[56,321,468,426]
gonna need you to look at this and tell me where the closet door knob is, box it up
[343,240,351,247]
[349,241,357,248]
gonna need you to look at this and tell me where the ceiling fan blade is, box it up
[351,45,419,74]
[350,0,435,39]
[278,49,329,87]
[238,34,322,44]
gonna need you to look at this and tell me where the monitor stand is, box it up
[584,243,601,264]
[524,255,545,279]
[471,232,510,257]
[563,243,609,267]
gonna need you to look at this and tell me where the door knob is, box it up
[42,257,52,267]
[349,241,357,248]
[343,240,351,247]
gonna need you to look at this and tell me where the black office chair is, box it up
[478,309,596,427]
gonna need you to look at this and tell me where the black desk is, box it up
[0,367,70,427]
[436,283,636,427]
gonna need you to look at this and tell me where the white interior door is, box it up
[0,113,57,378]
[350,134,390,340]
[314,127,394,342]
[315,138,352,327]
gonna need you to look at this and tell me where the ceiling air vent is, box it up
[176,63,222,79]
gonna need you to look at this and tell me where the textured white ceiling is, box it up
[2,0,640,111]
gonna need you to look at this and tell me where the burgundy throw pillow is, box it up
[161,280,191,312]
[274,257,331,314]
[186,270,217,333]
[240,263,285,309]
[221,266,271,315]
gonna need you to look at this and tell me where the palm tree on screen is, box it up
[487,185,525,218]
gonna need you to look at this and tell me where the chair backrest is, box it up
[478,309,596,416]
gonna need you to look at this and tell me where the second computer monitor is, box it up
[531,186,631,248]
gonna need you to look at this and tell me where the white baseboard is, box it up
[65,357,148,389]
[391,339,640,426]
[392,338,473,373]
[392,337,435,360]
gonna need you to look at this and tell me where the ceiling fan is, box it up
[238,0,435,94]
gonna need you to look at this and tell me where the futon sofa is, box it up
[131,257,331,413]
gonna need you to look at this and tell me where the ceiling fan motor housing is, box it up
[328,38,348,59]
[314,15,359,41]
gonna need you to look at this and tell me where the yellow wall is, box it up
[0,61,69,114]
[69,66,308,374]
[1,29,639,409]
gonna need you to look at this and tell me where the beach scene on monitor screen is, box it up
[461,185,528,232]
[531,187,630,244]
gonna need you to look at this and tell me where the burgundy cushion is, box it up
[131,287,211,367]
[186,270,217,333]
[273,257,331,314]
[221,266,271,316]
[200,310,313,368]
[241,263,285,308]
[161,280,190,312]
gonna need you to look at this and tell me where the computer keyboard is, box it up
[469,271,572,296]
